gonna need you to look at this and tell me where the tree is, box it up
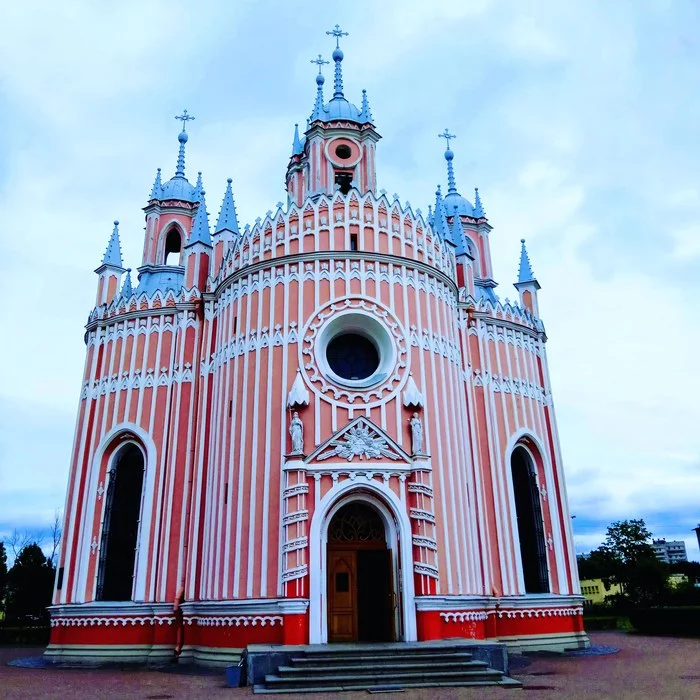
[577,549,613,582]
[0,542,7,617]
[595,519,668,608]
[5,543,55,624]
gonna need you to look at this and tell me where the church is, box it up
[47,27,587,665]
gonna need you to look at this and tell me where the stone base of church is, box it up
[46,594,587,666]
[415,594,589,651]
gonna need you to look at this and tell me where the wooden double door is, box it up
[327,501,397,643]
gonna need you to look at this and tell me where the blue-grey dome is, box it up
[444,191,474,217]
[160,175,198,203]
[323,96,362,121]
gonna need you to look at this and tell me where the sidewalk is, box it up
[1,632,699,699]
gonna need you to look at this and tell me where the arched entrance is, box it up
[327,502,395,642]
[96,443,145,601]
[511,445,549,593]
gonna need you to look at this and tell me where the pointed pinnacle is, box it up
[149,168,162,199]
[188,191,212,246]
[102,220,124,267]
[360,89,373,123]
[473,187,486,218]
[215,178,240,235]
[517,238,536,283]
[292,123,304,156]
[121,268,133,298]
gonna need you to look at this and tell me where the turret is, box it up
[137,111,200,296]
[514,238,541,316]
[184,189,212,290]
[94,221,125,306]
[212,178,240,275]
[286,26,381,205]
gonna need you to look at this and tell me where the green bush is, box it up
[629,607,700,636]
[0,625,50,645]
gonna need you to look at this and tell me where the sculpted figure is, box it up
[410,412,423,455]
[290,411,304,454]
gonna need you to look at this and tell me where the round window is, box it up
[315,311,396,389]
[335,144,352,159]
[326,334,379,380]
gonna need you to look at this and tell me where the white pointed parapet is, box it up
[403,374,424,408]
[287,370,310,408]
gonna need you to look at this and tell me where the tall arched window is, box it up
[511,445,549,593]
[164,228,182,265]
[96,443,145,601]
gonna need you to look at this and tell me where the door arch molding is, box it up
[308,480,417,644]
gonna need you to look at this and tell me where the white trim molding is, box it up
[308,479,417,643]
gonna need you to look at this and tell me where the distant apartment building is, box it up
[652,539,688,564]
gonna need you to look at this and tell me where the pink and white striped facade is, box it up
[48,49,587,665]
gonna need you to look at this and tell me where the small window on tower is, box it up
[164,228,182,265]
[350,234,358,251]
[334,170,353,195]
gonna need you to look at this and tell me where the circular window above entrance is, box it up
[301,298,409,406]
[326,334,379,381]
[316,311,395,390]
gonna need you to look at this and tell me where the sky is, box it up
[1,0,699,562]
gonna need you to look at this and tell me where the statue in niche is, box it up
[290,411,304,455]
[410,412,423,455]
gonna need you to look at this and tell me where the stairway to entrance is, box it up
[249,641,521,693]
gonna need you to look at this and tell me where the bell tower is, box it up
[286,25,380,206]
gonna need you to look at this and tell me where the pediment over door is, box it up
[305,417,411,468]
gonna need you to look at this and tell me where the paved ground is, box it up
[1,632,699,699]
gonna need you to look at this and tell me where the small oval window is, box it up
[335,144,352,159]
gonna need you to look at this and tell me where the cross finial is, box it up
[310,54,329,74]
[438,128,457,149]
[326,24,348,48]
[175,109,195,132]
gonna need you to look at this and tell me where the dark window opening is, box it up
[164,228,182,265]
[327,333,379,381]
[511,446,549,593]
[335,572,350,592]
[335,144,352,159]
[233,317,237,334]
[350,234,358,251]
[56,567,64,591]
[335,170,353,195]
[96,443,145,601]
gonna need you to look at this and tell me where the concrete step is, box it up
[263,668,505,689]
[254,678,522,694]
[289,652,476,667]
[278,659,489,675]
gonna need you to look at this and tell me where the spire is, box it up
[310,54,329,121]
[215,179,240,235]
[438,129,459,195]
[517,239,536,283]
[187,190,212,246]
[359,89,373,123]
[194,171,203,200]
[326,24,349,99]
[149,168,162,199]
[102,220,124,267]
[121,268,133,298]
[450,205,467,255]
[174,109,195,177]
[433,186,452,244]
[292,123,304,156]
[473,187,485,218]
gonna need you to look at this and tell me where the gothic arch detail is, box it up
[96,441,145,601]
[510,442,549,594]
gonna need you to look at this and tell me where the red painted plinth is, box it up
[282,612,309,645]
